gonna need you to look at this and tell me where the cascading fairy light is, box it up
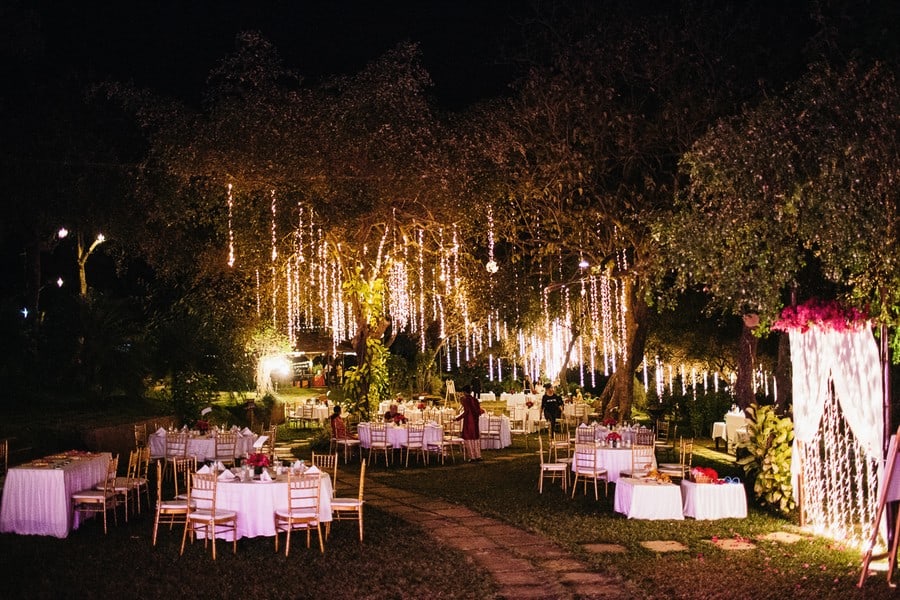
[798,387,879,549]
[616,278,628,364]
[270,190,278,328]
[680,364,687,395]
[226,184,236,267]
[485,207,498,275]
[642,355,649,390]
[417,229,426,351]
[286,261,294,345]
[655,356,664,401]
[255,269,261,316]
[600,275,613,375]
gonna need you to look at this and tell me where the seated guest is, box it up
[330,405,356,439]
[384,403,401,422]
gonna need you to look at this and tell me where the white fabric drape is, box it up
[789,326,883,499]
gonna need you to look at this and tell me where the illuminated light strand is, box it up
[226,184,236,267]
[255,269,261,316]
[418,229,425,351]
[600,275,612,375]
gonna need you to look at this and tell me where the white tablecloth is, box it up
[573,446,657,483]
[725,412,748,453]
[479,392,496,402]
[680,480,748,520]
[0,452,112,538]
[711,421,726,442]
[357,423,444,449]
[614,477,684,520]
[502,393,542,411]
[479,414,511,449]
[198,472,333,540]
[149,431,256,462]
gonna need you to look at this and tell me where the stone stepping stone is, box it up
[708,537,756,550]
[758,531,807,544]
[641,540,689,552]
[582,543,627,554]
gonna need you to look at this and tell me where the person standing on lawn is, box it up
[541,384,564,433]
[455,384,484,462]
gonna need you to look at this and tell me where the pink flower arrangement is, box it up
[772,298,868,333]
[245,453,270,468]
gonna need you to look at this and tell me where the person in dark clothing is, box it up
[541,384,564,433]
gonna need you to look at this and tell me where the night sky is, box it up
[26,0,532,108]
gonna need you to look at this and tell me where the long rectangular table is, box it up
[680,479,748,520]
[0,451,112,538]
[613,477,684,520]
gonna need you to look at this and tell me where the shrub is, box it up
[738,403,796,516]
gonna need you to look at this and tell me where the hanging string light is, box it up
[226,184,236,267]
[486,207,498,274]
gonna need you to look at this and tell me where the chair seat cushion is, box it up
[275,508,318,520]
[159,500,194,511]
[188,509,237,521]
[331,498,362,509]
[73,489,114,500]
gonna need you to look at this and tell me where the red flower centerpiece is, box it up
[606,431,622,447]
[417,402,426,411]
[525,401,534,408]
[195,420,210,434]
[246,452,270,475]
[393,414,408,425]
[603,418,617,428]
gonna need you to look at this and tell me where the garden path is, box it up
[339,470,640,600]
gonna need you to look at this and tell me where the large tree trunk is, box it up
[774,331,791,415]
[598,277,649,421]
[735,314,759,410]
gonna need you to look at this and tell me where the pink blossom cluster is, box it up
[771,298,868,333]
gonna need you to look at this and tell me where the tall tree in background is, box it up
[483,2,811,418]
[656,60,900,411]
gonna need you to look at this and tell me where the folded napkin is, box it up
[578,423,589,428]
[242,427,253,436]
[215,461,227,471]
[260,469,272,482]
[305,465,320,475]
[155,427,167,436]
[197,465,211,474]
[218,469,236,481]
[253,435,268,449]
[292,460,303,470]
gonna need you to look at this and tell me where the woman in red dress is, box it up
[455,384,484,462]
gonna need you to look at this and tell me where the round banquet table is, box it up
[196,471,333,540]
[149,431,256,462]
[357,423,444,449]
[571,446,657,483]
[479,414,511,449]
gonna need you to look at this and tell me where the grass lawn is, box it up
[1,395,896,599]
